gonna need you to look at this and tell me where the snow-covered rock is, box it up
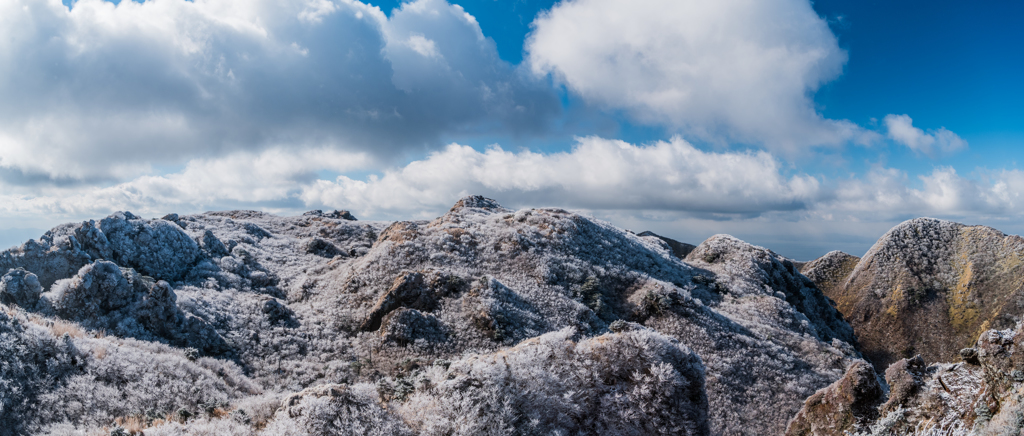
[0,268,42,309]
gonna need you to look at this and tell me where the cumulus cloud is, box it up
[300,136,821,217]
[884,114,967,156]
[526,0,877,149]
[830,166,1024,218]
[0,136,824,223]
[0,146,368,221]
[0,0,557,182]
[1,134,1020,227]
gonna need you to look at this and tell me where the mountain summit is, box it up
[803,217,1024,371]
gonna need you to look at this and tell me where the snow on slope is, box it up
[0,196,860,435]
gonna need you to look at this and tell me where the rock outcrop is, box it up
[785,360,884,436]
[638,230,697,259]
[0,268,43,308]
[784,321,1024,435]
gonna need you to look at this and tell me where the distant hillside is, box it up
[802,218,1024,371]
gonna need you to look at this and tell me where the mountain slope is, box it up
[807,218,1024,371]
[0,196,859,435]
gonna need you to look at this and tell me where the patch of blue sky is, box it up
[372,0,557,65]
[367,0,1020,185]
[812,0,1024,169]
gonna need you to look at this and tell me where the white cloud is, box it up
[0,136,824,224]
[406,35,440,58]
[526,0,877,150]
[0,0,557,182]
[299,136,822,217]
[0,146,369,221]
[1,135,1019,227]
[0,135,1021,260]
[884,114,967,156]
[828,166,1024,219]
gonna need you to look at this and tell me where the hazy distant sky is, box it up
[0,0,1021,259]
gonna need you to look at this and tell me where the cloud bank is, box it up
[1,136,1019,226]
[300,137,820,216]
[0,0,558,182]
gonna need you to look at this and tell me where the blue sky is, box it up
[1,0,1022,260]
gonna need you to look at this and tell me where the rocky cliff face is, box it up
[803,218,1024,372]
[0,196,861,435]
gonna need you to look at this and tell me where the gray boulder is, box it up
[97,212,203,281]
[0,268,43,309]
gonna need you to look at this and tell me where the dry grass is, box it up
[114,415,147,435]
[210,407,231,419]
[15,311,85,338]
[94,346,108,360]
[49,319,86,338]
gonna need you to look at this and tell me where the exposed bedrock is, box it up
[0,267,43,309]
[785,360,884,436]
[786,316,1024,435]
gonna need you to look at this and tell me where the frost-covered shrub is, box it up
[262,383,414,436]
[397,328,709,436]
[379,308,445,345]
[0,308,80,434]
[0,307,257,435]
[38,260,226,353]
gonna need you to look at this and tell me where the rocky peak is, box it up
[800,250,859,296]
[637,230,696,259]
[686,234,856,345]
[448,195,509,212]
[807,216,1024,371]
[303,209,358,220]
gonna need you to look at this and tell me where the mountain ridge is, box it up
[0,196,860,435]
